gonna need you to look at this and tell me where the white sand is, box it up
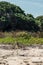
[0,45,43,65]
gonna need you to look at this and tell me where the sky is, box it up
[0,0,43,17]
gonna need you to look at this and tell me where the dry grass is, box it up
[0,31,43,45]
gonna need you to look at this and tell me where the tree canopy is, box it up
[35,16,43,31]
[0,1,43,32]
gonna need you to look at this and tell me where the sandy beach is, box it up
[0,45,43,65]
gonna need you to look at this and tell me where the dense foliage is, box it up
[35,16,43,31]
[0,1,43,32]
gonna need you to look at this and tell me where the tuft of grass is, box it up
[0,37,15,44]
[0,31,43,45]
[0,36,43,45]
